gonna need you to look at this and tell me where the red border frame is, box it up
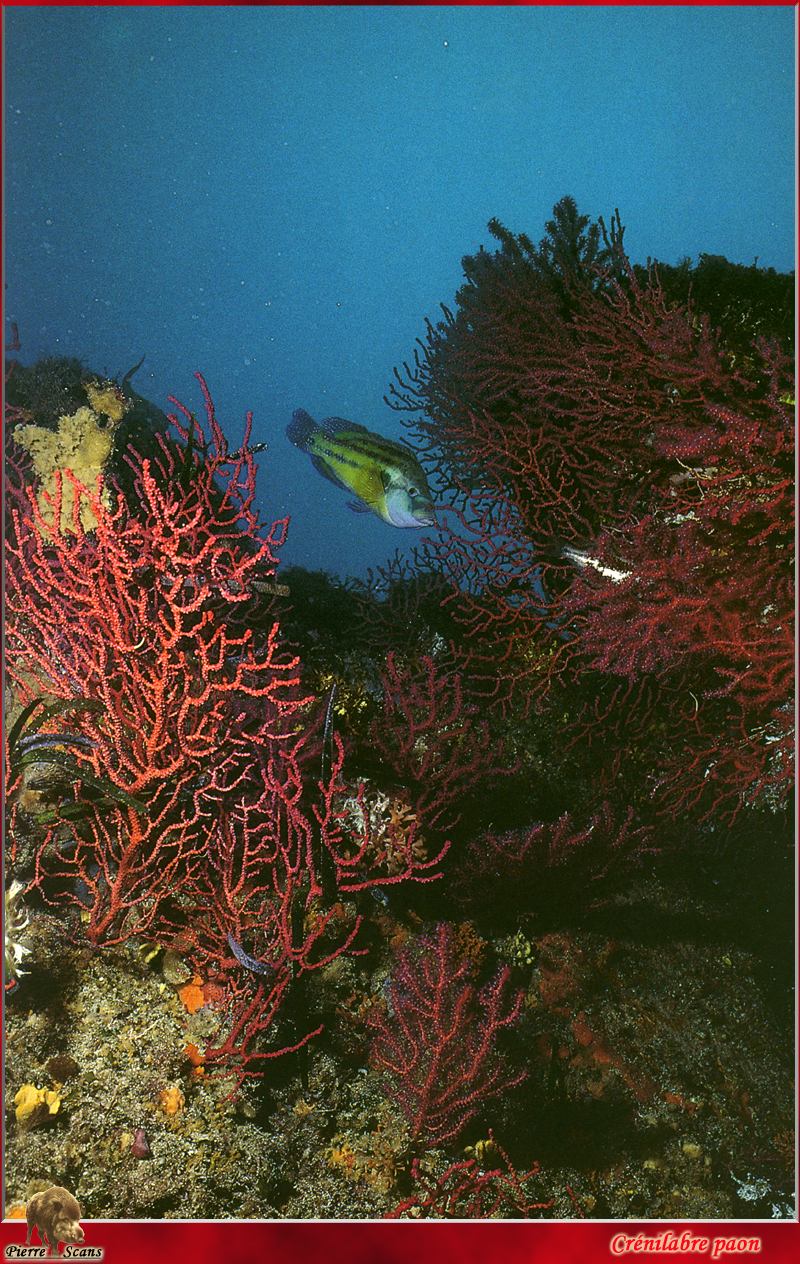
[1,1220,800,1263]
[2,2,797,1261]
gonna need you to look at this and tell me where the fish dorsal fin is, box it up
[318,416,370,438]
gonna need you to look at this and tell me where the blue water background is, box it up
[4,5,795,579]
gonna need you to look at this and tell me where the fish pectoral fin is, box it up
[346,499,372,514]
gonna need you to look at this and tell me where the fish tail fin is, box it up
[286,408,319,451]
[538,535,584,563]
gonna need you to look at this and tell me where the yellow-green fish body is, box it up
[287,410,435,528]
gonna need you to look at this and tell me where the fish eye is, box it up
[408,485,417,495]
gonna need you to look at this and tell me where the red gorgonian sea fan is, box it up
[389,221,794,826]
[370,651,516,840]
[452,803,655,913]
[386,1133,553,1219]
[369,922,526,1147]
[4,373,446,1082]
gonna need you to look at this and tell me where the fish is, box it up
[559,544,632,584]
[15,732,96,757]
[226,932,277,977]
[286,409,435,527]
[541,538,632,585]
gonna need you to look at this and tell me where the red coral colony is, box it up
[3,200,795,1221]
[369,922,526,1148]
[4,374,445,1087]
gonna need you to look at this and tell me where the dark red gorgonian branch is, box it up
[392,242,794,825]
[370,653,516,837]
[369,923,526,1147]
[386,1132,552,1219]
[452,803,654,911]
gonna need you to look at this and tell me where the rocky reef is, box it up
[4,204,795,1220]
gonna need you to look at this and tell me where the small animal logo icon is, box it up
[25,1186,84,1255]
